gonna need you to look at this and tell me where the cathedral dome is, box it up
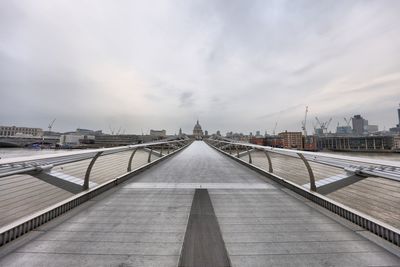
[193,120,204,139]
[194,120,202,130]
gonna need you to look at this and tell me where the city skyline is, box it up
[1,1,400,134]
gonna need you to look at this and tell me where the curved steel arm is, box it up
[147,148,153,163]
[246,146,252,164]
[297,153,316,191]
[127,148,138,172]
[264,151,273,173]
[84,151,103,190]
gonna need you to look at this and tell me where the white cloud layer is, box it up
[1,0,399,135]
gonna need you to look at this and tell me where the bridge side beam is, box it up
[31,172,84,194]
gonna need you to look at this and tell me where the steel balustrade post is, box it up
[229,144,232,155]
[160,144,163,156]
[264,150,273,173]
[167,144,170,154]
[83,151,103,190]
[297,153,317,191]
[127,148,138,172]
[246,146,252,164]
[236,145,240,158]
[147,147,153,163]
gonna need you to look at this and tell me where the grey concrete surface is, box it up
[0,188,193,267]
[210,188,400,266]
[0,141,399,267]
[132,141,268,184]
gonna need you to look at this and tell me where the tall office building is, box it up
[397,105,400,127]
[352,115,368,135]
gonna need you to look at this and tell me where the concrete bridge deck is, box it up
[0,141,399,266]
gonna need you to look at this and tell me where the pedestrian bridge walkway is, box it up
[0,141,399,266]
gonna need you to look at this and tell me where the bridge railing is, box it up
[0,138,192,240]
[205,137,400,246]
[206,138,400,189]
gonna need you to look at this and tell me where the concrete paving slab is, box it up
[227,240,385,255]
[36,231,185,243]
[17,240,181,255]
[124,182,273,189]
[0,254,179,267]
[210,188,400,266]
[229,252,400,267]
[222,231,364,243]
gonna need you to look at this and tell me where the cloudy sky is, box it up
[1,0,399,135]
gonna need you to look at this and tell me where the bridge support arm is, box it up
[245,146,252,164]
[127,148,138,172]
[297,153,316,191]
[147,148,153,163]
[264,151,273,173]
[84,152,103,190]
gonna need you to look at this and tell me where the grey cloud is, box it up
[1,0,400,134]
[179,91,195,108]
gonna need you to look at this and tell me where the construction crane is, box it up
[301,106,308,137]
[48,119,56,133]
[344,117,352,127]
[116,126,122,135]
[312,122,317,135]
[326,118,333,133]
[109,125,115,135]
[315,117,332,135]
[272,121,278,136]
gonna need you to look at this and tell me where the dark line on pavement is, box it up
[179,189,231,267]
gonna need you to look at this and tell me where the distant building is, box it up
[303,136,318,151]
[179,128,182,136]
[318,135,394,151]
[394,136,400,150]
[76,128,103,136]
[193,120,204,140]
[59,134,95,146]
[150,129,166,138]
[216,130,221,136]
[204,130,208,136]
[250,137,264,145]
[315,128,324,136]
[265,135,283,148]
[336,126,352,135]
[366,125,379,133]
[278,131,303,149]
[390,105,400,133]
[0,125,43,137]
[352,115,368,135]
[95,135,139,147]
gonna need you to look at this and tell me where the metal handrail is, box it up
[0,139,193,247]
[205,138,400,247]
[0,140,188,179]
[207,138,400,183]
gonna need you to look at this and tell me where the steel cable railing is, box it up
[0,139,191,230]
[205,137,400,235]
